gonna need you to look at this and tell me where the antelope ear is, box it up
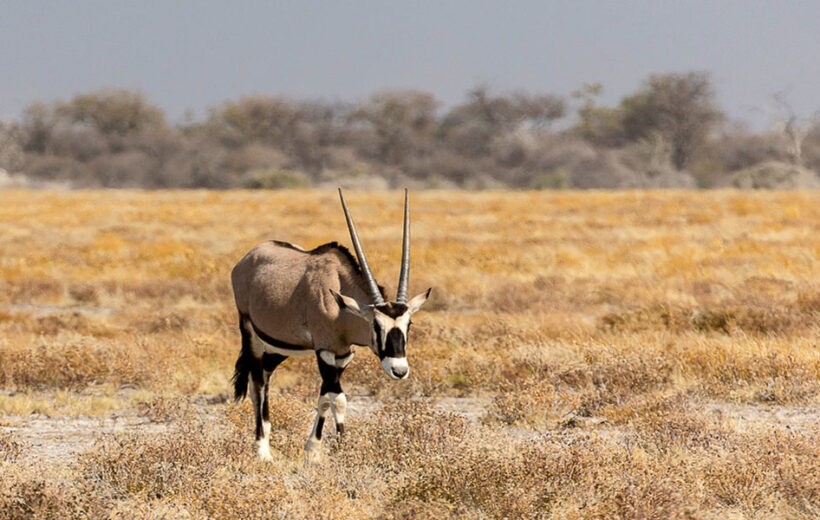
[330,290,372,318]
[407,288,432,314]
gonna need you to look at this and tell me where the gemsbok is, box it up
[231,189,431,463]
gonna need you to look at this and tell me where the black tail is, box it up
[232,315,254,402]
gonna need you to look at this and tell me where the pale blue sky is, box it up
[1,1,817,128]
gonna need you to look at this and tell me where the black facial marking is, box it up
[373,319,384,355]
[385,328,406,358]
[375,302,409,319]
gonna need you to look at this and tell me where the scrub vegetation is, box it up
[1,189,819,519]
[3,72,820,191]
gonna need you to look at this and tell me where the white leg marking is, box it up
[330,392,347,428]
[319,349,336,366]
[335,351,354,368]
[304,394,332,464]
[249,380,272,461]
[256,437,272,461]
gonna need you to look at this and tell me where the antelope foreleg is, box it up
[305,393,332,464]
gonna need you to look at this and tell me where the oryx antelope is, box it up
[231,189,431,463]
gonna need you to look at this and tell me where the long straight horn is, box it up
[396,188,410,303]
[338,188,385,306]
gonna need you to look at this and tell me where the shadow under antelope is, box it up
[230,189,431,463]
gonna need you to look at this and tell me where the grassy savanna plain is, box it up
[0,189,819,519]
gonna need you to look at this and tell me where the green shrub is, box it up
[531,168,570,190]
[244,168,310,189]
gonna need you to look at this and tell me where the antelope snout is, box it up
[382,357,409,380]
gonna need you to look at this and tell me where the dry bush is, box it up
[397,436,550,518]
[486,378,562,426]
[22,155,90,186]
[0,398,817,519]
[81,402,308,519]
[34,312,114,337]
[691,308,732,334]
[0,121,24,173]
[0,465,103,520]
[728,304,805,335]
[223,397,309,458]
[82,418,248,502]
[333,401,469,472]
[244,168,310,189]
[681,337,820,403]
[701,428,820,516]
[488,276,578,313]
[221,143,289,174]
[0,335,156,390]
[732,161,820,189]
[116,279,227,305]
[136,394,195,423]
[599,303,692,334]
[488,341,676,414]
[11,83,820,189]
[67,283,99,305]
[717,130,786,173]
[89,150,160,188]
[0,280,65,305]
[47,120,108,162]
[573,350,675,410]
[604,393,734,451]
[135,311,190,334]
[0,430,25,462]
[795,286,820,313]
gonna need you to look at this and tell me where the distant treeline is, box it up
[1,71,819,189]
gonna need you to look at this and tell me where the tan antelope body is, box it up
[232,240,374,357]
[231,189,430,463]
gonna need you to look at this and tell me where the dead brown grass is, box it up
[22,399,804,519]
[0,189,819,518]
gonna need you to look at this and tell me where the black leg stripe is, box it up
[316,417,325,440]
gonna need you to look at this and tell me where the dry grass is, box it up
[0,189,819,518]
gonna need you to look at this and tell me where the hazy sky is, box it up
[1,1,817,128]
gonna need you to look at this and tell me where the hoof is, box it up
[304,437,323,465]
[258,450,273,462]
[305,448,323,465]
[256,440,273,462]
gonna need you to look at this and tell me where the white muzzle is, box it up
[381,357,409,380]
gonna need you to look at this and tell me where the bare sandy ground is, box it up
[2,394,817,466]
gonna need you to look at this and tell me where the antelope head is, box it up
[331,188,431,380]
